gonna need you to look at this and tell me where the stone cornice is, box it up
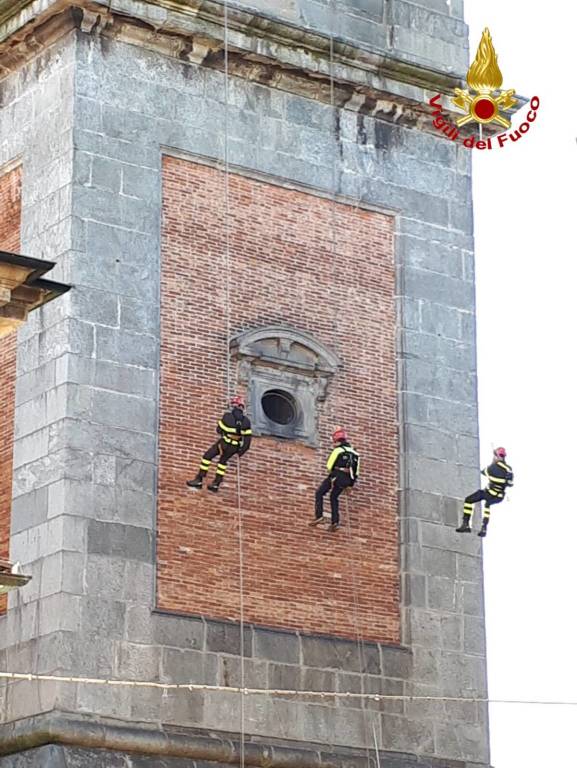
[0,711,491,767]
[0,0,521,134]
[0,0,475,126]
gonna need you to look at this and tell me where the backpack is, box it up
[340,446,360,481]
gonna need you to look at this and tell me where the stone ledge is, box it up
[0,712,493,767]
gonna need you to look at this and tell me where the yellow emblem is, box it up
[453,28,517,128]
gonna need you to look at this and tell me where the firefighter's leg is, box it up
[187,441,220,488]
[329,476,348,527]
[478,495,502,537]
[456,489,484,532]
[207,443,238,492]
[310,477,332,524]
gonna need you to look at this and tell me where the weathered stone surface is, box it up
[253,627,300,664]
[301,635,380,674]
[206,620,253,657]
[161,647,218,685]
[87,520,153,561]
[268,661,301,691]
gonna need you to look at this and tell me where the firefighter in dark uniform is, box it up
[456,447,514,537]
[187,396,252,493]
[310,428,360,531]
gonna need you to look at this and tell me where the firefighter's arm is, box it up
[218,416,238,436]
[238,433,252,457]
[326,447,342,473]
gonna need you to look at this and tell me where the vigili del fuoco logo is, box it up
[429,28,540,150]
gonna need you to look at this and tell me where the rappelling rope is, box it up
[326,0,340,439]
[222,5,246,768]
[223,0,232,405]
[344,494,375,767]
[327,5,377,761]
[237,464,246,768]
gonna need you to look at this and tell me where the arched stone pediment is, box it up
[229,325,340,446]
[230,325,340,376]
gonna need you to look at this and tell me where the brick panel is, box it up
[0,164,21,613]
[157,157,399,644]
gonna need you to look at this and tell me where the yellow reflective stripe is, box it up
[326,447,343,472]
[497,462,510,471]
[200,460,211,467]
[241,429,252,436]
[487,488,501,497]
[218,420,238,434]
[487,475,507,484]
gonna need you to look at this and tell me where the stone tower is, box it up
[0,1,488,766]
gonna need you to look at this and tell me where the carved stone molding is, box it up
[231,325,340,445]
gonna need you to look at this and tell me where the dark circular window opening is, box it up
[261,389,297,426]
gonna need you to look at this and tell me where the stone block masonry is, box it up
[158,156,399,644]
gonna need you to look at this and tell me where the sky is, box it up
[464,3,577,766]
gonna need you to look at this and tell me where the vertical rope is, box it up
[327,0,339,438]
[223,0,232,404]
[329,5,337,271]
[222,6,244,767]
[34,557,44,712]
[327,20,375,764]
[237,465,246,768]
[344,496,373,768]
[372,721,381,768]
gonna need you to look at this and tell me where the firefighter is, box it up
[456,447,514,537]
[310,428,360,532]
[186,396,252,493]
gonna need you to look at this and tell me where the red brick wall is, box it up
[0,165,22,613]
[157,157,399,644]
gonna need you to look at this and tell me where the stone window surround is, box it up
[231,325,341,446]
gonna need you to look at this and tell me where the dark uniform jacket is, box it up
[482,460,514,499]
[217,407,252,456]
[326,441,361,483]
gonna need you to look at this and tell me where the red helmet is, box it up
[494,447,507,459]
[230,395,245,409]
[332,428,348,442]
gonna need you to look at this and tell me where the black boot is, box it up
[187,474,204,490]
[207,477,222,493]
[478,520,488,538]
[456,516,472,533]
[327,522,341,532]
